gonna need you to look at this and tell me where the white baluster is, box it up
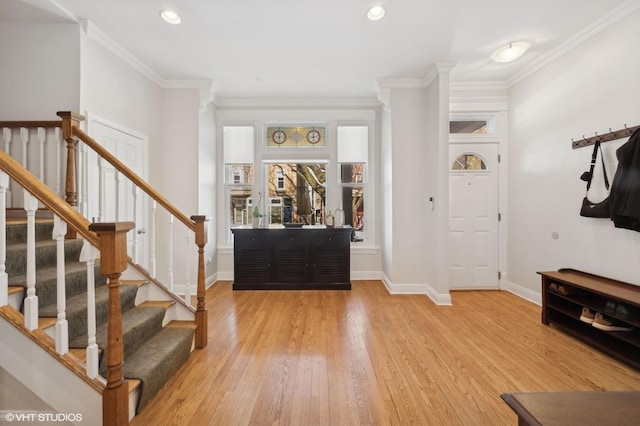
[150,200,157,278]
[98,157,104,222]
[38,127,46,182]
[55,127,62,197]
[79,141,87,218]
[115,170,121,221]
[131,186,138,264]
[3,128,12,208]
[53,216,68,355]
[20,127,28,169]
[168,214,174,290]
[80,240,99,379]
[0,171,8,306]
[23,191,38,330]
[184,230,192,307]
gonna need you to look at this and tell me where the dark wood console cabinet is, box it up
[538,269,640,370]
[231,226,352,290]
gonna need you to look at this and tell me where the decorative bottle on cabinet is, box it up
[334,208,344,228]
[326,211,334,227]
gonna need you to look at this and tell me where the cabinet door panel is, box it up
[235,247,271,282]
[273,232,308,282]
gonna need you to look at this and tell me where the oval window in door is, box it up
[451,154,487,171]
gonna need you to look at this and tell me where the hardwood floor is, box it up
[132,281,640,425]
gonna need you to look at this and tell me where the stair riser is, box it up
[12,266,106,311]
[6,223,55,245]
[6,239,84,276]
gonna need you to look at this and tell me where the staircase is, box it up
[4,211,196,417]
[0,112,209,425]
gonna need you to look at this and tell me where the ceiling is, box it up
[1,0,635,99]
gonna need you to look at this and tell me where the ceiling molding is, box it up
[81,19,212,91]
[375,78,426,89]
[214,97,381,109]
[507,0,640,87]
[81,19,165,87]
[450,81,509,92]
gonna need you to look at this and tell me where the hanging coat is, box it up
[609,128,640,232]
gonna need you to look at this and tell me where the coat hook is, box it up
[595,131,599,140]
[624,124,630,134]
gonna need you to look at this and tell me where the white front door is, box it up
[448,143,499,289]
[89,120,148,268]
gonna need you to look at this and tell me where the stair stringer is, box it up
[122,262,197,322]
[0,308,103,425]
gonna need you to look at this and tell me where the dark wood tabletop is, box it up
[501,391,640,426]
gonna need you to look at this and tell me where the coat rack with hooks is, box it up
[571,124,640,149]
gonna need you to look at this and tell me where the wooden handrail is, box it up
[0,150,99,247]
[69,125,195,232]
[0,121,62,129]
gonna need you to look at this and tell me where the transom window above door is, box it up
[266,125,326,147]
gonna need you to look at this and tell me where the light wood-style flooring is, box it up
[132,280,640,425]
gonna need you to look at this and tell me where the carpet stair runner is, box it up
[5,216,195,414]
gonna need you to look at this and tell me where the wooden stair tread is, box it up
[129,379,142,392]
[122,279,149,287]
[166,320,197,329]
[8,286,23,295]
[138,300,176,309]
[38,317,56,329]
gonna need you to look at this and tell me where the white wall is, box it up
[199,104,218,282]
[80,30,164,168]
[388,88,431,287]
[0,23,80,119]
[508,9,640,293]
[380,73,451,303]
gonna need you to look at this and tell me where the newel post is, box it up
[89,221,134,426]
[191,215,208,348]
[57,111,85,207]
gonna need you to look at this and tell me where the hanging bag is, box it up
[580,140,610,218]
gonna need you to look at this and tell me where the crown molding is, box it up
[507,0,640,87]
[81,19,212,91]
[213,97,381,109]
[450,81,509,92]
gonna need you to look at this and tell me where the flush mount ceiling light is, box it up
[160,9,181,25]
[492,41,529,63]
[367,6,386,21]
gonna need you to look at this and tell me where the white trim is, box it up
[507,0,640,87]
[502,279,542,307]
[381,273,453,305]
[215,97,381,108]
[450,81,509,92]
[79,19,212,90]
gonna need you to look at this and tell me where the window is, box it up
[451,154,487,171]
[266,163,327,224]
[449,114,496,134]
[223,126,254,226]
[276,168,285,191]
[338,126,368,242]
[266,125,326,147]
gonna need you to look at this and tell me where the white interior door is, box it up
[89,120,147,268]
[448,143,499,289]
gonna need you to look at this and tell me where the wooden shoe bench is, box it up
[538,268,640,370]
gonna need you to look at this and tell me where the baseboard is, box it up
[381,273,452,306]
[503,279,542,306]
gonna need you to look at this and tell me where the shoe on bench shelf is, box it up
[592,312,634,332]
[579,307,595,324]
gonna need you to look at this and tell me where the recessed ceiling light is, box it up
[492,42,529,63]
[367,6,386,21]
[160,9,181,25]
